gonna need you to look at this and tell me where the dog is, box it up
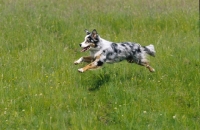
[74,29,156,73]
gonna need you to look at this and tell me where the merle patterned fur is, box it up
[74,29,156,73]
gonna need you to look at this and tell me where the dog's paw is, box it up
[74,58,83,65]
[150,68,155,72]
[78,68,84,73]
[74,61,79,65]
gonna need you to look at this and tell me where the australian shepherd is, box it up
[74,29,156,73]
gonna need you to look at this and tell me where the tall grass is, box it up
[0,0,199,129]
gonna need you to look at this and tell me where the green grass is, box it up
[0,0,199,129]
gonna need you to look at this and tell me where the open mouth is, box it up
[81,46,90,52]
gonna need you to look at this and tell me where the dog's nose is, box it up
[79,44,81,47]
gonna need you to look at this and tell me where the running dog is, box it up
[74,29,156,73]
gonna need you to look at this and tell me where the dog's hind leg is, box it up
[74,56,94,65]
[138,61,155,72]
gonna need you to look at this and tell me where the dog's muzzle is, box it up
[80,44,91,52]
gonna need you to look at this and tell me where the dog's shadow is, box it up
[87,72,110,91]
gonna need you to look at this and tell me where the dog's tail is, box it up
[144,44,156,57]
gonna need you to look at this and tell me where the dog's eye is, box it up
[86,38,90,42]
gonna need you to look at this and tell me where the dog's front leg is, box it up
[78,61,98,72]
[139,61,155,72]
[74,56,94,65]
[78,55,104,73]
[74,57,83,65]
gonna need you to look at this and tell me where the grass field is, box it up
[0,0,199,129]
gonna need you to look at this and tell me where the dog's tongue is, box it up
[81,48,86,52]
[81,46,89,52]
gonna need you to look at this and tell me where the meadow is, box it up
[0,0,199,129]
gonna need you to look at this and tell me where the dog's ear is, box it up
[85,29,90,35]
[92,29,98,39]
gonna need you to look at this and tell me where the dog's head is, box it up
[79,29,100,52]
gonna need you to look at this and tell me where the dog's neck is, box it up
[89,37,112,58]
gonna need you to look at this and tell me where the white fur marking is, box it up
[74,57,83,64]
[78,68,84,72]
